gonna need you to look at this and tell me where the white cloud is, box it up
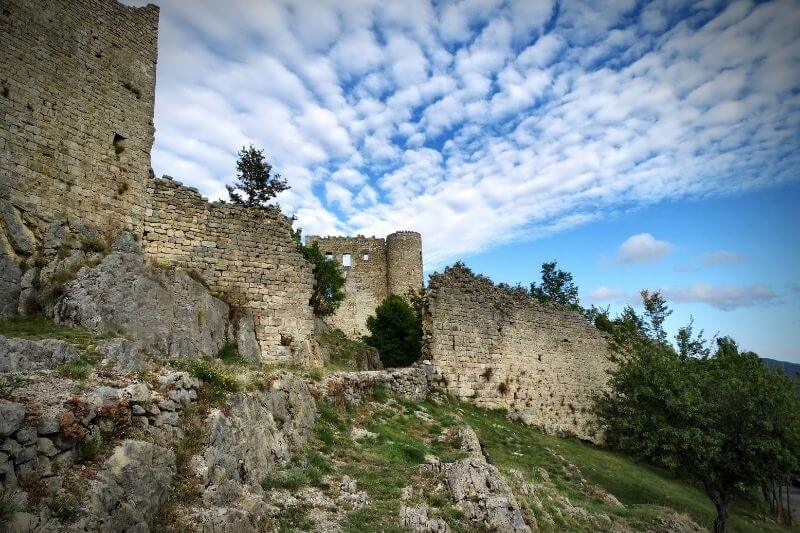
[615,233,675,264]
[587,286,629,303]
[677,250,749,272]
[664,283,777,311]
[136,0,800,265]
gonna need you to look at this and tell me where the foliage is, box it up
[675,316,711,359]
[298,240,346,317]
[216,343,246,365]
[79,235,109,254]
[226,143,289,208]
[640,289,672,343]
[595,335,800,532]
[363,294,422,368]
[314,330,377,371]
[530,261,580,307]
[0,488,20,523]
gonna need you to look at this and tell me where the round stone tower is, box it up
[386,231,423,298]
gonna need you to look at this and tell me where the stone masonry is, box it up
[0,0,158,239]
[423,265,615,442]
[144,177,316,363]
[306,231,423,336]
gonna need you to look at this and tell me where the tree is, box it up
[675,316,710,359]
[640,289,672,343]
[363,295,422,368]
[298,240,345,318]
[226,144,289,208]
[530,261,579,307]
[595,336,800,532]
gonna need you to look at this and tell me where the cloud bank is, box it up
[129,0,800,266]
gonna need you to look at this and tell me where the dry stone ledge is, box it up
[321,364,432,405]
[0,336,79,373]
[54,232,229,365]
[423,264,615,443]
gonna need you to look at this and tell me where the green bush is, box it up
[171,358,241,394]
[363,294,421,368]
[79,236,109,254]
[299,241,345,317]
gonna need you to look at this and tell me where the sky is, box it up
[125,0,800,362]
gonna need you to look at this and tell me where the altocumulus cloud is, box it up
[615,233,674,264]
[124,0,800,266]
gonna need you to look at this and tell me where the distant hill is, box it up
[761,357,800,393]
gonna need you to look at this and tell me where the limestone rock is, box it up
[0,336,79,373]
[234,311,261,363]
[0,400,26,437]
[54,232,229,364]
[0,237,22,317]
[401,504,451,533]
[1,200,37,256]
[655,512,705,533]
[198,374,316,506]
[86,439,176,532]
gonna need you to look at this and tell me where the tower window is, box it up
[363,253,369,261]
[342,253,351,267]
[325,252,333,260]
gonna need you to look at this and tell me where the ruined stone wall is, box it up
[306,232,423,337]
[423,265,614,442]
[0,0,158,239]
[144,177,316,363]
[305,235,389,337]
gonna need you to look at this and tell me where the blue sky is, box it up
[126,0,800,361]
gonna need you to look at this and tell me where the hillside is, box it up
[0,317,791,532]
[762,358,800,393]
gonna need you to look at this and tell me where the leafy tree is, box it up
[675,316,711,359]
[595,336,800,532]
[226,144,289,208]
[530,261,579,307]
[291,228,345,318]
[640,289,672,343]
[364,295,422,368]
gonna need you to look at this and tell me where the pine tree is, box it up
[226,144,289,208]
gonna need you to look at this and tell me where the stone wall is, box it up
[0,0,158,239]
[321,364,432,405]
[306,231,423,336]
[423,265,614,442]
[144,177,315,363]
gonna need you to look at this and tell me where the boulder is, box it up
[0,336,79,373]
[85,439,176,532]
[0,200,37,256]
[234,311,261,363]
[54,232,229,364]
[401,504,451,533]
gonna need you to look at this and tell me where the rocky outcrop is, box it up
[0,336,79,373]
[83,440,176,532]
[54,233,229,366]
[400,504,451,532]
[441,426,531,532]
[194,374,316,509]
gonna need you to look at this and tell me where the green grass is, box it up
[0,315,117,380]
[314,330,377,371]
[169,357,242,400]
[444,401,784,533]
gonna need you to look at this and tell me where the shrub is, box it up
[171,358,241,394]
[0,488,20,523]
[363,294,422,368]
[299,241,345,317]
[79,236,109,254]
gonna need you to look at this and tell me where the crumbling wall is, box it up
[0,0,158,239]
[423,265,614,442]
[306,231,423,337]
[144,177,315,363]
[305,236,389,336]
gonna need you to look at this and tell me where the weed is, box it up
[79,236,108,254]
[76,431,104,463]
[0,488,20,523]
[170,358,241,398]
[47,490,81,524]
[216,343,246,365]
[55,351,102,380]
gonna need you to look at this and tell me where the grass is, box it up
[446,401,785,533]
[314,330,378,371]
[0,315,117,380]
[169,357,241,401]
[79,235,109,254]
[0,488,20,524]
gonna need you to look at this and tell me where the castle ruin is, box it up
[0,0,614,442]
[305,232,423,336]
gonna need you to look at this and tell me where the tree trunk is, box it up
[712,495,730,533]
